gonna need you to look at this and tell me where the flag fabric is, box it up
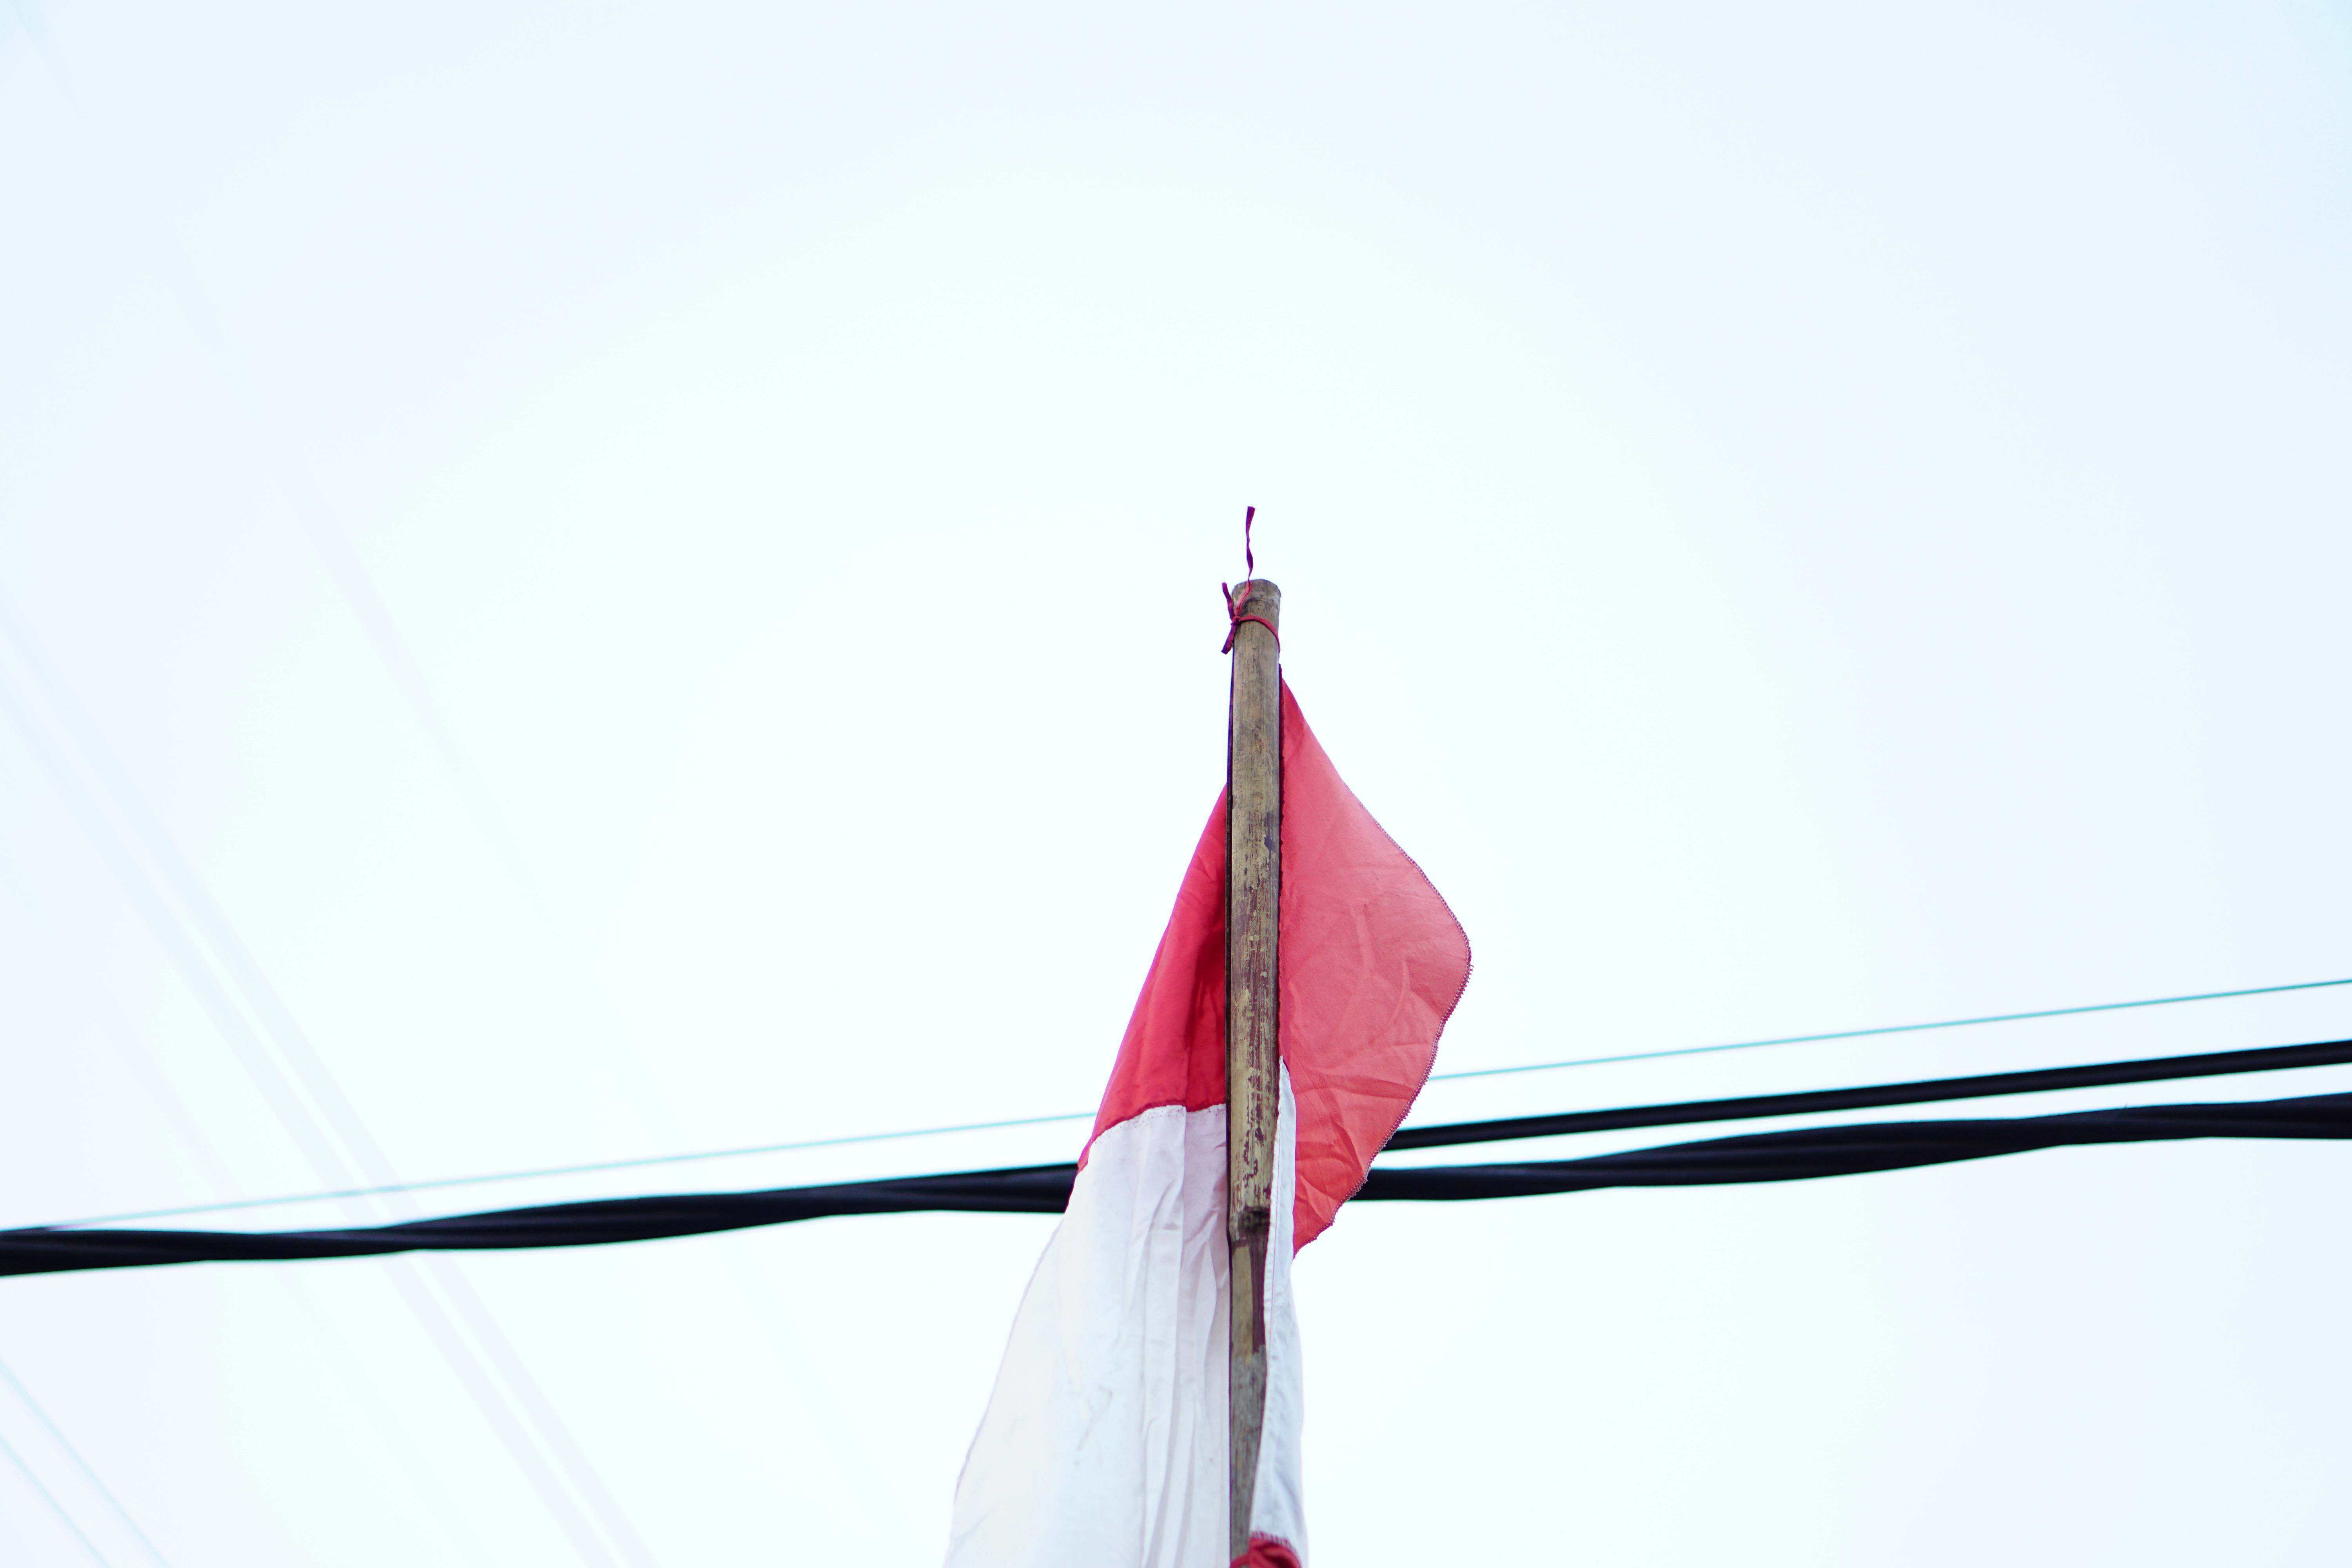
[947,682,1471,1568]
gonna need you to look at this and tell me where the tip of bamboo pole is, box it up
[1232,579,1281,632]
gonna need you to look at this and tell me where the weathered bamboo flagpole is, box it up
[1225,577,1281,1561]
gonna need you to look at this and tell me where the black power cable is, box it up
[1384,1035,2352,1150]
[1364,1091,2352,1199]
[8,1089,2352,1279]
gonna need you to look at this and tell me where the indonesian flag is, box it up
[947,682,1472,1568]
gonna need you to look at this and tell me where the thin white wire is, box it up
[0,1357,171,1568]
[42,974,2352,1231]
[0,1427,113,1568]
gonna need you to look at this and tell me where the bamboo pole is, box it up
[1225,578,1281,1560]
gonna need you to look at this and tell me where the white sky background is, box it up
[4,2,2352,1562]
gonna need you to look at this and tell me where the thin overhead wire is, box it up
[0,610,656,1568]
[19,1088,2352,1278]
[1427,975,2352,1083]
[5,31,680,1553]
[0,1427,111,1567]
[1387,1036,2352,1152]
[0,1358,171,1568]
[56,1112,1102,1229]
[42,974,2352,1231]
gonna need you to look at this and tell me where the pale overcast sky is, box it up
[5,3,2352,1563]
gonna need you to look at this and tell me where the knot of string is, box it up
[1220,505,1278,653]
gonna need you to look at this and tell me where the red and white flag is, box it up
[947,682,1471,1568]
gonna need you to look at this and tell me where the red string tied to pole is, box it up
[1221,586,1280,653]
[1221,505,1279,653]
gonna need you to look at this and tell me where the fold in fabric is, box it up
[1274,681,1472,1245]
